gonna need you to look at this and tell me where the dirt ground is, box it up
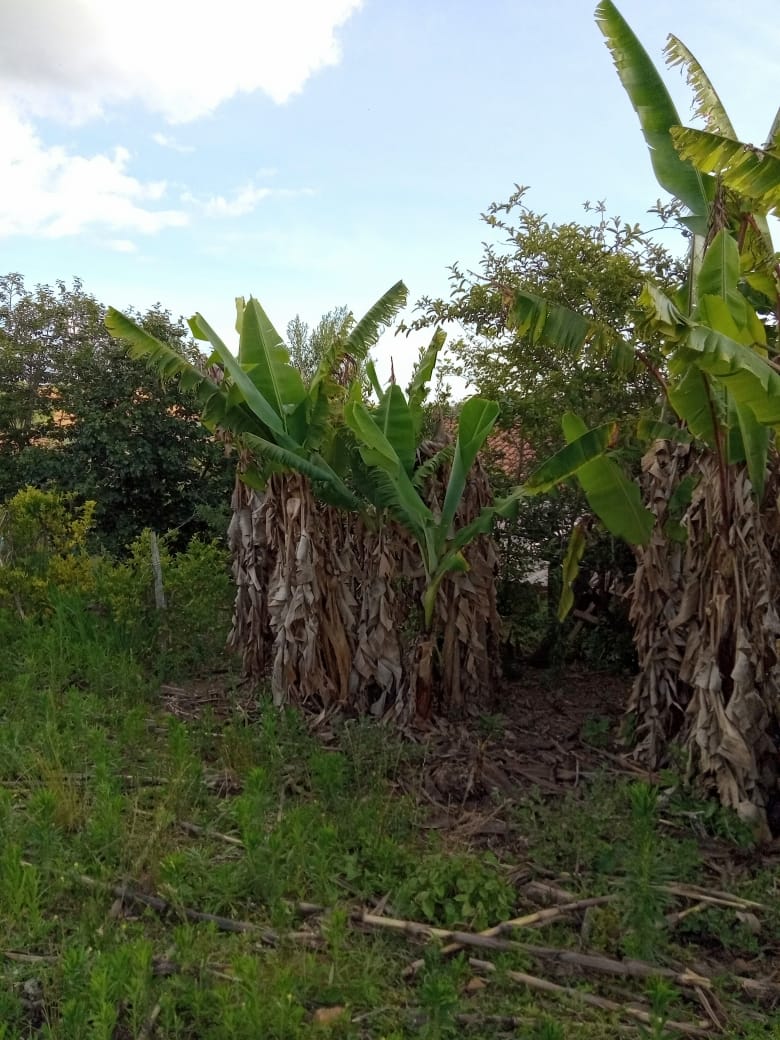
[159,665,637,818]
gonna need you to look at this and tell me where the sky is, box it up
[2,0,778,386]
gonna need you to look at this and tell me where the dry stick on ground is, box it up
[2,950,58,965]
[403,895,617,977]
[177,819,245,847]
[73,870,323,924]
[659,883,765,911]
[524,878,765,914]
[59,872,780,1004]
[75,874,280,943]
[468,958,713,1038]
[359,912,712,990]
[694,984,729,1033]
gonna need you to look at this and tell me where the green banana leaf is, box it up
[663,36,736,137]
[510,290,593,352]
[696,231,743,318]
[697,292,765,350]
[667,366,720,444]
[373,384,416,476]
[639,283,690,341]
[299,390,331,454]
[558,522,588,621]
[104,307,252,434]
[728,398,769,499]
[350,464,433,557]
[524,421,616,494]
[412,445,455,489]
[671,127,780,215]
[766,107,780,150]
[242,433,361,511]
[188,312,296,447]
[363,359,385,401]
[437,398,500,550]
[310,281,407,396]
[636,418,692,444]
[344,400,434,538]
[407,328,446,430]
[344,280,408,360]
[237,298,307,435]
[682,313,780,424]
[562,413,654,545]
[595,0,712,232]
[344,400,404,474]
[235,296,286,363]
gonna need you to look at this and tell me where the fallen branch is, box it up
[659,883,765,911]
[358,911,712,990]
[468,958,712,1038]
[75,874,280,943]
[177,819,245,847]
[403,895,616,977]
[3,950,57,965]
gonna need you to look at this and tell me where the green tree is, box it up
[286,305,350,382]
[415,194,683,464]
[0,275,233,553]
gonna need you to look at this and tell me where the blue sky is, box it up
[2,0,778,385]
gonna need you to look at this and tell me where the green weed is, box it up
[621,782,668,961]
[397,851,514,930]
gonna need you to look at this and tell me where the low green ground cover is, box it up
[1,585,779,1039]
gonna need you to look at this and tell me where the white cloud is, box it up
[0,0,364,124]
[183,183,315,218]
[0,102,187,238]
[0,1,360,242]
[106,239,139,253]
[152,133,195,154]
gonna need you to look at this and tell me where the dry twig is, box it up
[403,895,616,977]
[468,958,712,1037]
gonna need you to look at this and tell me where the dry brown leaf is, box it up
[312,1006,347,1026]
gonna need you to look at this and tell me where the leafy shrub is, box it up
[96,530,234,677]
[0,487,96,616]
[397,851,514,929]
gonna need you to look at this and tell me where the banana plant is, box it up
[596,0,779,309]
[343,327,496,631]
[507,2,780,612]
[105,281,409,510]
[345,347,625,631]
[107,278,637,663]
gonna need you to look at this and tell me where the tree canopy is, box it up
[0,274,233,553]
[413,191,685,465]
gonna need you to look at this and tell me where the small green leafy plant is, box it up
[397,851,514,930]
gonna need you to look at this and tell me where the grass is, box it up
[2,596,780,1038]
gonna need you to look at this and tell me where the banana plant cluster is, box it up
[509,0,780,612]
[106,284,617,638]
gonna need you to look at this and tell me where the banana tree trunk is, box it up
[629,440,780,825]
[227,448,501,720]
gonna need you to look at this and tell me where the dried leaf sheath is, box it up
[629,441,780,812]
[228,443,501,719]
